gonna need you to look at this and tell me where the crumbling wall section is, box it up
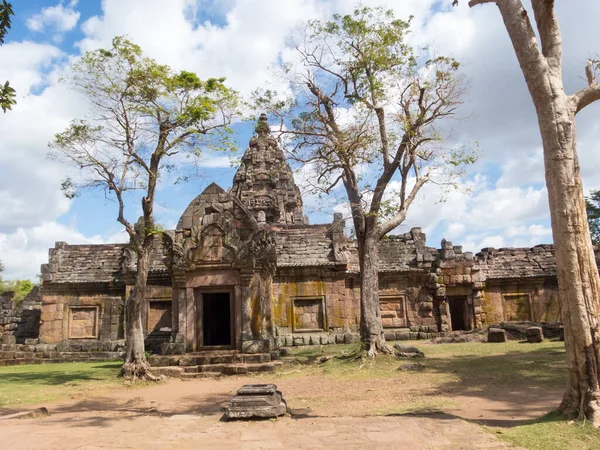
[0,287,41,344]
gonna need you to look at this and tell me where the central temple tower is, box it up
[230,114,307,225]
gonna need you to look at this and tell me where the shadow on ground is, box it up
[408,345,566,426]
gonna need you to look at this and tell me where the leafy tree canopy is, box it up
[586,190,600,247]
[0,0,15,112]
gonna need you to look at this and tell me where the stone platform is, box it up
[148,350,282,378]
[224,383,287,419]
[0,341,124,366]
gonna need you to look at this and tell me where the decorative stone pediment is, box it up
[169,182,260,274]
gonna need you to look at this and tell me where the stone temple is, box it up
[28,114,599,355]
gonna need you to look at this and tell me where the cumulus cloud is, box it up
[2,0,600,280]
[27,1,81,42]
[0,221,126,281]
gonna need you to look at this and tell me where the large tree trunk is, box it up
[538,94,600,423]
[470,0,600,425]
[121,247,160,381]
[358,231,392,357]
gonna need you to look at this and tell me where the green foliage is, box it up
[254,7,473,236]
[0,1,13,45]
[0,279,35,303]
[0,1,15,113]
[49,36,239,244]
[586,190,600,246]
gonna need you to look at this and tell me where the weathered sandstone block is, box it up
[488,328,507,343]
[526,327,543,343]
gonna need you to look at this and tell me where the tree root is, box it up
[558,390,600,427]
[120,360,163,383]
[364,339,394,358]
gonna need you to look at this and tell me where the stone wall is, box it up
[39,288,125,344]
[0,287,41,343]
[273,268,358,336]
[483,278,560,323]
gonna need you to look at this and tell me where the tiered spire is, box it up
[230,114,307,225]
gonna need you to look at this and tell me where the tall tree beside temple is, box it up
[50,37,239,380]
[257,7,475,356]
[469,0,600,424]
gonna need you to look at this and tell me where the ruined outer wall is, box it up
[0,287,41,343]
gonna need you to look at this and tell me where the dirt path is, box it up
[0,374,557,449]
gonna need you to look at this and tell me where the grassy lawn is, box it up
[0,361,123,409]
[278,340,600,449]
[495,411,600,450]
[1,340,599,449]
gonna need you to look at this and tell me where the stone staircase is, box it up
[148,350,282,378]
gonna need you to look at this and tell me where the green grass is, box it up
[0,361,123,408]
[280,340,567,387]
[277,340,598,449]
[0,340,595,449]
[493,411,600,450]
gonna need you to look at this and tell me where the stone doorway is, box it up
[448,296,470,331]
[197,291,233,348]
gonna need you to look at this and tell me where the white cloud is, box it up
[2,0,600,280]
[27,1,81,41]
[0,221,126,281]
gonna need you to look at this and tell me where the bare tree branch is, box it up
[468,0,497,6]
[531,0,562,71]
[585,59,596,85]
[571,82,600,115]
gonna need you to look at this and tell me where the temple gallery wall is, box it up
[4,115,599,355]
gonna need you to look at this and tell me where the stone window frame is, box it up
[290,296,328,333]
[379,294,409,328]
[146,298,173,333]
[502,292,534,321]
[68,305,100,339]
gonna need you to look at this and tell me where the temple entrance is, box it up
[448,296,470,331]
[198,292,232,348]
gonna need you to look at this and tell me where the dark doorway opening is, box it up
[202,292,231,346]
[448,296,469,331]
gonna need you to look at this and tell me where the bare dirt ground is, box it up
[0,373,559,449]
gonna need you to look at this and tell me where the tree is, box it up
[587,190,600,247]
[0,0,15,112]
[468,0,600,424]
[257,7,475,356]
[50,37,239,380]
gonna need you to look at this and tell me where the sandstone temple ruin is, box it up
[13,114,596,356]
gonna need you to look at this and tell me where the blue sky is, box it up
[1,0,599,280]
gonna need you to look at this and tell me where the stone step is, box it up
[149,352,274,368]
[152,361,283,378]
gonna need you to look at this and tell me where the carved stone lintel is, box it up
[234,229,277,276]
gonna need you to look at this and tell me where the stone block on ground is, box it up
[559,326,564,342]
[224,384,287,420]
[488,328,507,343]
[393,343,424,358]
[526,327,544,343]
